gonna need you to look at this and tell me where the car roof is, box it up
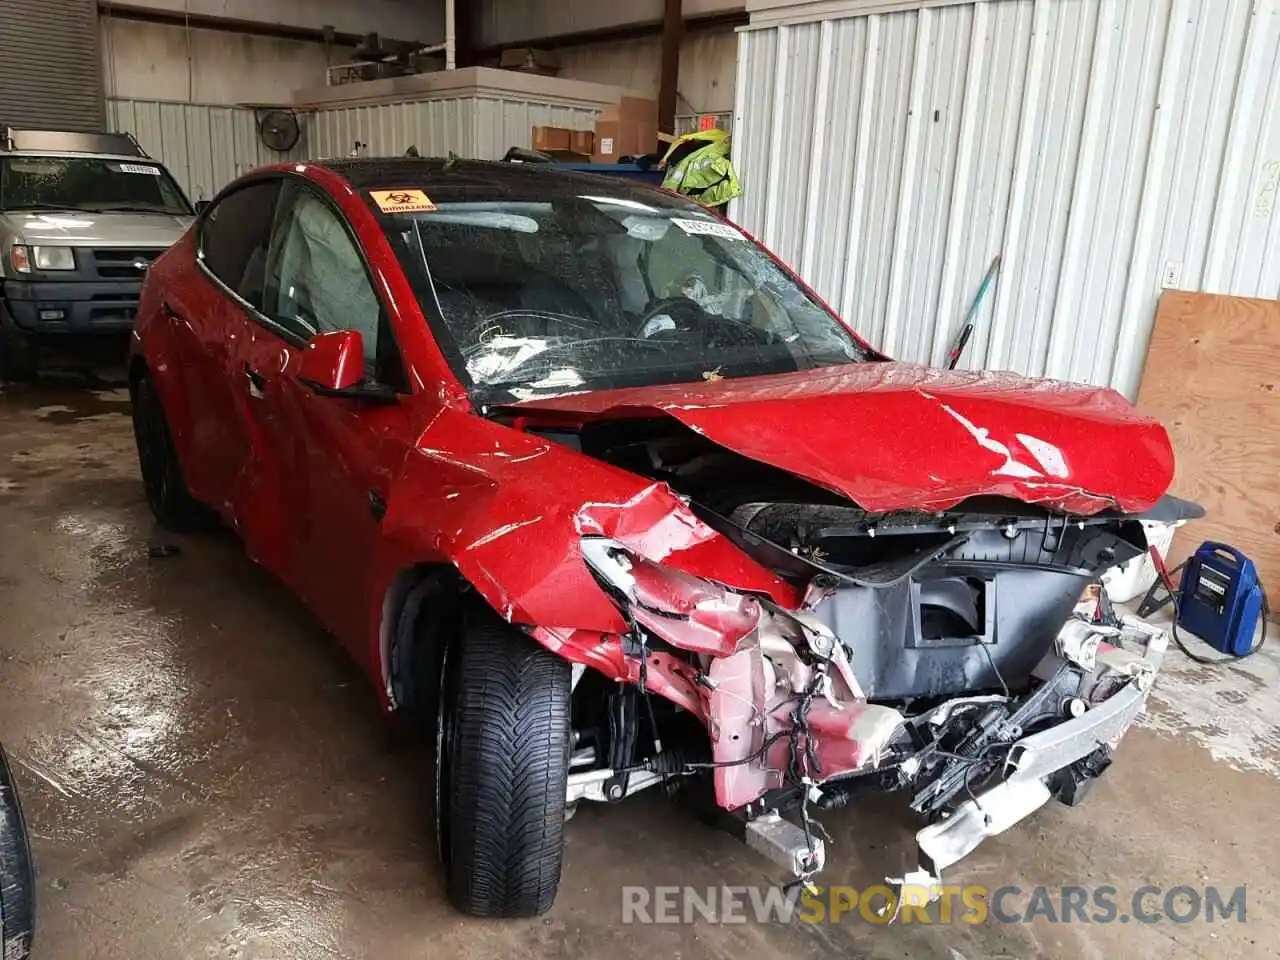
[314,157,694,210]
[3,150,161,163]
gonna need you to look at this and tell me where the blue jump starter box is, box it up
[1177,542,1265,657]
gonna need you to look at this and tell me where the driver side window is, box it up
[262,182,381,367]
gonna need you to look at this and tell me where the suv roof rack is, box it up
[0,127,150,158]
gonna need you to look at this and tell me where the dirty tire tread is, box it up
[444,611,570,918]
[0,744,35,957]
[132,376,215,533]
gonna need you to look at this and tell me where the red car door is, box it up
[232,178,412,659]
[175,178,283,522]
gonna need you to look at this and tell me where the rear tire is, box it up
[435,608,571,918]
[131,375,216,532]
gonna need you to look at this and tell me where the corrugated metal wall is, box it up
[731,0,1280,398]
[309,98,600,162]
[107,95,601,199]
[0,0,104,131]
[107,99,305,202]
[470,99,600,160]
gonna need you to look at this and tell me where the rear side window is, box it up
[199,180,282,304]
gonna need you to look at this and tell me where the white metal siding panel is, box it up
[750,0,977,24]
[798,18,865,301]
[730,29,779,236]
[308,99,599,162]
[733,0,1280,398]
[469,99,600,160]
[107,99,305,201]
[310,101,477,161]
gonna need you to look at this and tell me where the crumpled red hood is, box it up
[505,363,1175,514]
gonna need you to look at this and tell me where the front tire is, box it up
[0,744,35,956]
[131,375,215,532]
[435,608,571,918]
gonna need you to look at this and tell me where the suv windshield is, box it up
[0,156,192,215]
[383,193,872,400]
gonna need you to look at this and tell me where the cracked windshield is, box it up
[386,194,870,400]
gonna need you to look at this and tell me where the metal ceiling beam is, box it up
[97,1,431,46]
[471,10,747,56]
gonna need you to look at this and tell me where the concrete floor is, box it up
[0,377,1276,960]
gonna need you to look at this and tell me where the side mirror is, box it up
[297,330,398,404]
[195,200,211,214]
[299,329,365,393]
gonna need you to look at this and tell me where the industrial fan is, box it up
[257,110,301,153]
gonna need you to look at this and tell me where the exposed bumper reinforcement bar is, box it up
[915,619,1164,876]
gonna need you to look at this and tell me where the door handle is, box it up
[368,490,387,522]
[243,364,266,400]
[161,300,184,321]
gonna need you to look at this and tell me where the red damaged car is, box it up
[129,158,1187,917]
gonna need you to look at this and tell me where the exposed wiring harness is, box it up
[786,666,831,880]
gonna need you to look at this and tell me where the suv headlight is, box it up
[9,245,31,274]
[32,246,76,271]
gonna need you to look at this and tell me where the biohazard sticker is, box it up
[370,189,437,214]
[670,217,744,241]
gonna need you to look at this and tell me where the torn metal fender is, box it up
[364,408,793,697]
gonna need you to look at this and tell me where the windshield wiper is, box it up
[85,204,181,214]
[1,203,88,213]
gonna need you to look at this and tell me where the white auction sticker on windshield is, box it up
[116,163,162,175]
[670,217,744,241]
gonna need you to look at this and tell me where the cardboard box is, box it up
[532,125,572,152]
[599,97,659,124]
[619,96,659,123]
[592,103,659,163]
[569,129,595,157]
[592,120,621,163]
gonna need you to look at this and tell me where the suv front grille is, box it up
[90,248,164,280]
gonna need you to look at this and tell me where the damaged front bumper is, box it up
[915,617,1165,879]
[572,534,1166,889]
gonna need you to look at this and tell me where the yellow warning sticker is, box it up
[370,189,437,214]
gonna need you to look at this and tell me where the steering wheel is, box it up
[636,297,715,337]
[636,296,773,348]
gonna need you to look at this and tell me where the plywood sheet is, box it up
[1136,291,1280,595]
